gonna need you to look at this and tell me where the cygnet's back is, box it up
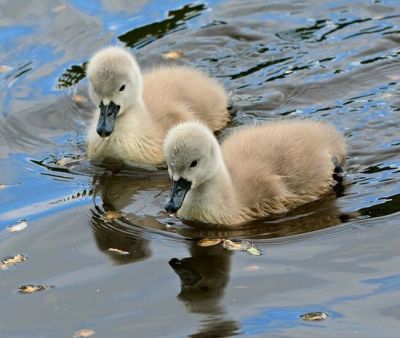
[143,66,229,133]
[222,120,346,214]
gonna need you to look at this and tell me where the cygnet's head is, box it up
[87,46,143,137]
[163,121,221,214]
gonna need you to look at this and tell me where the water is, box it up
[1,0,400,336]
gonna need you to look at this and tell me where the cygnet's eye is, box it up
[190,160,198,168]
[119,84,126,92]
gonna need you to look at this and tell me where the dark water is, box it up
[1,0,400,337]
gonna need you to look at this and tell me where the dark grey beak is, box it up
[165,178,192,214]
[96,101,120,137]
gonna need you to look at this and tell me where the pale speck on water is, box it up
[0,254,27,270]
[162,50,184,60]
[7,220,28,233]
[73,329,96,338]
[107,248,130,255]
[0,65,12,73]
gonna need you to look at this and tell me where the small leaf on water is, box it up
[197,238,222,247]
[18,284,50,294]
[246,246,262,256]
[299,311,329,321]
[162,50,184,60]
[222,240,261,255]
[0,65,12,73]
[7,220,28,233]
[73,329,96,337]
[108,248,129,255]
[104,211,121,221]
[72,95,88,103]
[0,254,27,270]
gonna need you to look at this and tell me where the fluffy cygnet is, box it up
[86,46,229,167]
[163,120,346,225]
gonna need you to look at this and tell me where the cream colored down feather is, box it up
[86,46,229,167]
[163,119,346,225]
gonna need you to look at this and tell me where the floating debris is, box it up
[55,156,80,167]
[246,246,262,256]
[0,254,27,270]
[222,239,262,256]
[73,329,95,337]
[72,95,88,103]
[0,65,12,73]
[103,210,121,222]
[162,50,184,60]
[299,311,329,321]
[108,248,129,255]
[197,238,222,247]
[18,284,50,294]
[0,184,6,189]
[222,239,251,251]
[7,220,28,233]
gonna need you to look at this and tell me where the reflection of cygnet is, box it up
[164,120,346,225]
[169,244,231,315]
[86,46,230,167]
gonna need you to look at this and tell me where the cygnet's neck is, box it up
[118,89,150,125]
[184,156,238,224]
[206,159,234,200]
[120,68,147,118]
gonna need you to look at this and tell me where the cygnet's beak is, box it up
[97,101,120,137]
[165,178,192,214]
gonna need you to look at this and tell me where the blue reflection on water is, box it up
[68,0,218,39]
[240,273,400,335]
[0,26,33,46]
[363,273,400,293]
[241,306,340,335]
[0,153,92,229]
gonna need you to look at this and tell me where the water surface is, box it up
[1,0,400,337]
